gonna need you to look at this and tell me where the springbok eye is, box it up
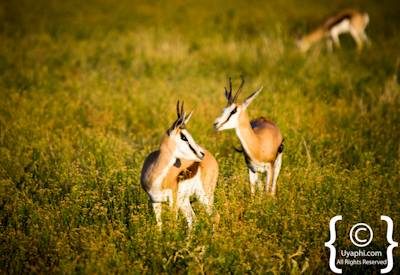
[180,133,188,141]
[231,107,237,115]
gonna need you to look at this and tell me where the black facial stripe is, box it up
[219,107,237,128]
[179,132,195,153]
[188,142,198,156]
[180,133,188,141]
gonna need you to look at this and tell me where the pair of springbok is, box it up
[141,78,284,228]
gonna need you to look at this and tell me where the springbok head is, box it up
[214,77,263,131]
[295,36,311,53]
[166,101,205,162]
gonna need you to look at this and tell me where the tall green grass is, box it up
[1,0,399,273]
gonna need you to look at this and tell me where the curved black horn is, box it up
[180,101,184,118]
[176,100,180,117]
[225,77,236,104]
[176,100,186,118]
[233,75,245,103]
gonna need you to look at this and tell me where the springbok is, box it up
[213,77,283,196]
[141,101,218,229]
[296,9,370,52]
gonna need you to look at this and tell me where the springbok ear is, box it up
[184,111,193,125]
[242,86,263,109]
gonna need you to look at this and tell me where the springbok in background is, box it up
[296,9,370,52]
[214,77,283,196]
[141,101,218,229]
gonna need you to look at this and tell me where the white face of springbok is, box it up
[214,77,263,131]
[295,37,311,53]
[167,101,205,162]
[214,103,240,131]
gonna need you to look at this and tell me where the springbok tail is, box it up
[277,138,284,156]
[233,146,244,153]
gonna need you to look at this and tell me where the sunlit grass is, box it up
[0,0,399,273]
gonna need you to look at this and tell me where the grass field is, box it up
[1,0,400,273]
